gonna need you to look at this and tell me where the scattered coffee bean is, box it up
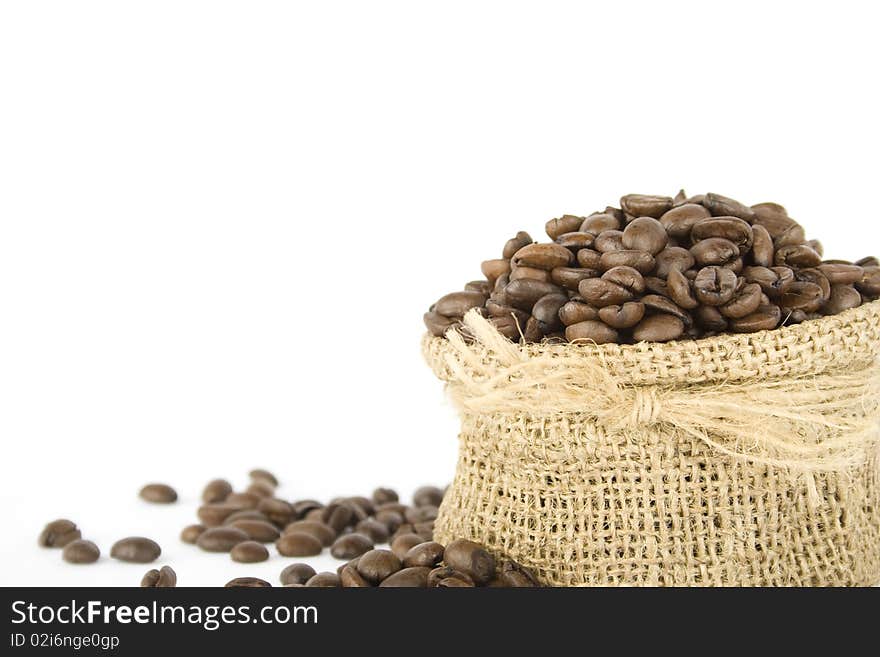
[62,540,100,564]
[305,572,341,588]
[226,577,271,588]
[141,566,177,587]
[229,519,280,543]
[402,542,445,568]
[180,524,206,544]
[38,519,81,548]
[283,520,336,546]
[197,527,249,553]
[356,549,403,584]
[443,539,496,585]
[110,537,161,563]
[202,479,233,504]
[355,518,390,544]
[391,533,425,560]
[330,533,374,560]
[231,541,270,563]
[427,566,474,588]
[280,563,316,586]
[340,565,372,587]
[379,566,431,588]
[248,468,278,487]
[276,532,323,557]
[139,483,178,504]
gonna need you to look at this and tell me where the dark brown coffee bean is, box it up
[391,533,425,560]
[505,279,564,311]
[427,566,475,588]
[644,277,670,297]
[414,522,435,542]
[321,503,354,533]
[576,248,602,269]
[379,567,431,587]
[202,479,233,504]
[139,483,177,504]
[559,300,598,326]
[231,540,269,563]
[781,281,825,312]
[245,481,275,498]
[751,202,796,237]
[580,213,620,235]
[196,527,249,553]
[532,293,568,333]
[693,266,738,306]
[695,305,728,332]
[593,230,625,253]
[290,499,323,519]
[226,577,271,588]
[405,505,439,524]
[443,539,496,585]
[305,572,341,587]
[720,282,762,319]
[413,485,445,508]
[423,311,459,336]
[642,294,690,323]
[509,265,551,283]
[339,565,371,587]
[504,231,534,258]
[555,232,595,252]
[229,519,280,543]
[602,266,645,295]
[551,267,599,291]
[465,280,491,295]
[355,549,403,583]
[599,250,655,274]
[857,267,880,297]
[565,320,619,344]
[500,561,540,587]
[198,503,244,527]
[433,291,487,318]
[807,239,824,257]
[248,468,278,487]
[703,192,756,222]
[374,509,405,534]
[775,244,822,268]
[622,217,668,255]
[774,223,807,249]
[545,216,583,240]
[283,520,336,546]
[691,237,739,267]
[225,492,261,509]
[38,519,81,548]
[372,487,399,505]
[355,518,390,544]
[480,259,511,284]
[632,314,685,342]
[729,304,782,332]
[598,302,645,329]
[654,247,694,278]
[659,204,711,239]
[180,524,205,544]
[855,257,879,268]
[223,509,268,525]
[402,542,445,568]
[511,243,572,270]
[824,284,861,314]
[485,314,523,341]
[817,263,863,285]
[330,533,374,560]
[276,532,323,557]
[280,563,316,586]
[750,224,774,267]
[667,269,698,310]
[111,537,161,563]
[141,566,176,587]
[256,498,294,527]
[620,194,673,219]
[691,216,753,251]
[795,269,831,302]
[62,540,100,564]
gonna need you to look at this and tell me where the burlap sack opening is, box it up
[423,300,880,586]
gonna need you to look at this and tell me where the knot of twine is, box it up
[441,310,880,502]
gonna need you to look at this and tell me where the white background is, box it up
[1,1,878,586]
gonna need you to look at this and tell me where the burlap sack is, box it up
[423,301,880,586]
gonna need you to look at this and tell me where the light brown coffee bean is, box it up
[224,492,261,509]
[62,540,100,564]
[340,565,371,587]
[249,468,278,487]
[256,498,295,527]
[280,563,316,586]
[330,533,374,560]
[599,250,655,274]
[621,217,668,255]
[465,280,491,295]
[139,483,177,504]
[245,480,275,498]
[565,320,619,344]
[231,540,269,563]
[443,539,496,585]
[355,518,390,544]
[111,537,161,563]
[196,527,249,553]
[198,503,244,527]
[180,524,205,544]
[223,509,268,525]
[38,519,81,548]
[559,300,599,326]
[703,192,756,222]
[413,485,444,508]
[598,302,645,329]
[202,479,233,504]
[372,487,399,505]
[433,291,488,318]
[545,216,583,240]
[620,194,673,219]
[480,259,511,284]
[511,243,573,270]
[229,519,280,543]
[580,213,620,235]
[632,314,685,342]
[379,567,431,588]
[141,566,176,587]
[276,532,323,557]
[659,203,711,239]
[504,231,534,258]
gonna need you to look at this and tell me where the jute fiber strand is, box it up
[423,300,880,586]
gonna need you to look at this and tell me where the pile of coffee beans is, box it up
[425,191,880,344]
[39,470,538,587]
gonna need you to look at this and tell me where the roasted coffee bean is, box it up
[556,231,595,252]
[355,518,390,544]
[465,280,491,295]
[379,567,431,588]
[576,248,602,269]
[824,284,862,314]
[551,267,599,291]
[659,203,711,239]
[511,243,572,270]
[198,503,244,527]
[141,566,176,587]
[602,266,645,295]
[202,479,233,504]
[372,487,399,505]
[598,302,645,329]
[305,572,341,588]
[405,505,439,524]
[667,269,698,310]
[642,294,690,323]
[559,300,598,326]
[532,293,568,333]
[500,561,540,587]
[339,565,371,587]
[621,217,668,255]
[246,480,275,498]
[111,537,161,563]
[580,213,620,236]
[390,533,425,560]
[693,266,738,306]
[291,499,323,519]
[487,314,524,340]
[703,192,756,222]
[509,265,551,283]
[593,230,625,253]
[730,304,782,332]
[180,524,206,544]
[691,237,739,267]
[795,269,831,302]
[224,509,268,525]
[356,549,403,584]
[330,533,374,560]
[248,468,278,487]
[427,566,475,588]
[856,257,879,268]
[818,263,863,285]
[565,320,619,344]
[774,223,807,249]
[775,244,822,268]
[480,259,511,285]
[280,563,316,586]
[654,247,694,278]
[443,539,496,585]
[402,542,445,568]
[781,281,825,312]
[229,519,280,543]
[545,216,583,240]
[751,202,796,237]
[196,527,249,553]
[644,277,670,297]
[321,503,354,533]
[231,540,269,563]
[632,314,685,342]
[413,485,445,508]
[139,483,177,504]
[283,520,336,546]
[751,224,774,267]
[423,311,460,336]
[256,498,295,527]
[374,509,405,534]
[226,577,271,588]
[578,279,630,308]
[505,279,564,311]
[62,540,100,564]
[276,532,323,557]
[38,519,81,548]
[720,283,762,319]
[857,267,880,297]
[504,231,534,258]
[599,250,655,274]
[620,194,673,219]
[695,305,728,332]
[225,492,261,509]
[414,521,435,542]
[434,291,488,318]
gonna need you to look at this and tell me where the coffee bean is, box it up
[504,231,534,258]
[621,217,668,255]
[599,250,656,274]
[795,268,831,302]
[465,280,491,295]
[229,519,280,543]
[593,230,625,253]
[857,267,880,297]
[249,468,278,487]
[505,279,564,311]
[231,540,270,563]
[598,302,645,329]
[576,248,602,269]
[729,304,782,332]
[720,283,762,319]
[509,265,551,283]
[774,223,807,249]
[330,533,374,560]
[653,247,694,278]
[405,505,439,525]
[111,537,161,563]
[642,294,690,323]
[290,499,323,520]
[500,561,540,587]
[695,305,728,332]
[667,268,698,310]
[339,565,371,587]
[423,311,460,336]
[224,492,261,509]
[141,565,177,587]
[280,563,316,586]
[321,503,354,533]
[781,281,825,312]
[427,566,475,588]
[480,259,511,285]
[371,487,399,505]
[198,503,244,527]
[226,577,271,588]
[775,244,822,268]
[632,314,685,342]
[580,213,620,235]
[703,193,756,222]
[693,266,738,306]
[659,204,711,239]
[38,519,81,548]
[856,257,879,268]
[202,479,233,504]
[824,284,862,314]
[511,243,573,270]
[355,518,390,544]
[578,278,632,307]
[374,509,405,534]
[559,300,599,326]
[391,533,425,560]
[751,224,774,267]
[402,542,445,568]
[62,540,100,564]
[224,509,268,525]
[283,520,335,546]
[620,194,673,219]
[351,549,402,584]
[305,572,341,588]
[691,237,739,267]
[434,291,488,318]
[551,267,599,291]
[565,320,619,344]
[545,216,583,240]
[196,527,249,553]
[817,263,863,285]
[256,498,295,527]
[246,481,275,498]
[644,277,670,297]
[532,293,568,333]
[555,232,595,252]
[751,202,796,237]
[443,539,496,585]
[379,566,431,588]
[277,532,323,557]
[180,524,206,544]
[139,483,177,504]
